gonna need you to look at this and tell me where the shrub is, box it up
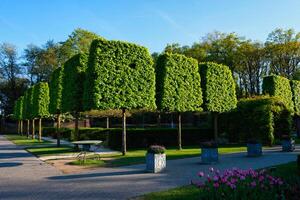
[147,145,166,154]
[226,96,292,145]
[83,39,156,111]
[262,75,293,112]
[290,80,300,116]
[24,87,34,120]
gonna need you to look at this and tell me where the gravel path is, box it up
[0,134,298,200]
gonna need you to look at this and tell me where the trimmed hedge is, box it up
[199,62,237,113]
[49,67,63,114]
[155,53,202,112]
[43,127,213,149]
[24,87,34,119]
[13,97,23,120]
[224,96,292,145]
[262,75,293,112]
[83,39,156,111]
[32,82,50,118]
[61,53,88,113]
[290,80,300,116]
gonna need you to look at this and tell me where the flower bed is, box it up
[193,167,285,200]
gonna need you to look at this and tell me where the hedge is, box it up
[224,96,292,145]
[24,87,34,119]
[32,82,50,118]
[199,62,237,113]
[42,127,213,149]
[61,53,88,113]
[155,53,202,112]
[13,97,23,120]
[49,67,63,114]
[290,80,300,116]
[262,75,293,112]
[83,39,156,111]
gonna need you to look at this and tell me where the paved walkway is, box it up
[0,134,299,200]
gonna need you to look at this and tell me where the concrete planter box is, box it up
[146,153,166,173]
[247,143,262,157]
[201,148,218,164]
[282,139,295,152]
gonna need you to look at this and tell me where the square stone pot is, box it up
[247,143,262,157]
[201,148,218,164]
[282,139,295,152]
[146,153,166,173]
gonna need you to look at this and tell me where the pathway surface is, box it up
[0,134,299,200]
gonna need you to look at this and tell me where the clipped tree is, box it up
[61,53,88,140]
[83,39,156,155]
[32,82,50,141]
[49,67,63,146]
[290,80,300,135]
[23,87,35,139]
[155,53,202,149]
[13,98,22,134]
[199,62,237,140]
[262,75,293,112]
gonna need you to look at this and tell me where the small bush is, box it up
[147,145,166,154]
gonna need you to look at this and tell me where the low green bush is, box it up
[223,96,292,145]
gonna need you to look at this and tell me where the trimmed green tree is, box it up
[290,80,300,135]
[83,39,156,155]
[155,53,203,149]
[13,98,23,134]
[23,87,35,139]
[199,62,237,140]
[61,53,88,140]
[49,67,63,146]
[262,75,294,112]
[32,82,50,141]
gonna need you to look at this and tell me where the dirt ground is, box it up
[46,159,100,174]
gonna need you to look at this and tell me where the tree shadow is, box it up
[48,169,148,180]
[0,162,23,167]
[0,152,32,159]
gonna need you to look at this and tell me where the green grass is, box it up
[26,146,76,157]
[139,162,299,200]
[5,134,51,146]
[69,146,247,167]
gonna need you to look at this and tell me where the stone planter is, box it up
[146,153,166,173]
[247,143,262,157]
[282,139,295,152]
[201,148,218,164]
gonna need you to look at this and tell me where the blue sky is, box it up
[1,0,300,54]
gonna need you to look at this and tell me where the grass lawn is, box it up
[138,162,299,200]
[5,134,51,146]
[69,146,247,167]
[26,146,76,157]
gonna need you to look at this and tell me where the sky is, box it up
[1,0,300,54]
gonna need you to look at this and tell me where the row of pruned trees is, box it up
[14,37,237,155]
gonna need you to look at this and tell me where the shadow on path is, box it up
[0,152,32,159]
[0,162,23,167]
[48,169,148,180]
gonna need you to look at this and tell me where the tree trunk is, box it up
[106,117,109,129]
[178,113,182,150]
[74,112,79,140]
[17,120,20,134]
[38,118,42,142]
[20,120,23,135]
[27,120,30,138]
[213,112,218,141]
[122,109,127,156]
[32,119,35,139]
[157,112,161,127]
[57,113,61,147]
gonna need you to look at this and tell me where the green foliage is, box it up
[227,96,292,145]
[290,80,300,116]
[23,87,34,119]
[83,39,156,111]
[32,82,50,118]
[61,53,88,113]
[49,67,63,114]
[199,62,237,113]
[155,53,202,112]
[13,97,23,120]
[262,75,294,112]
